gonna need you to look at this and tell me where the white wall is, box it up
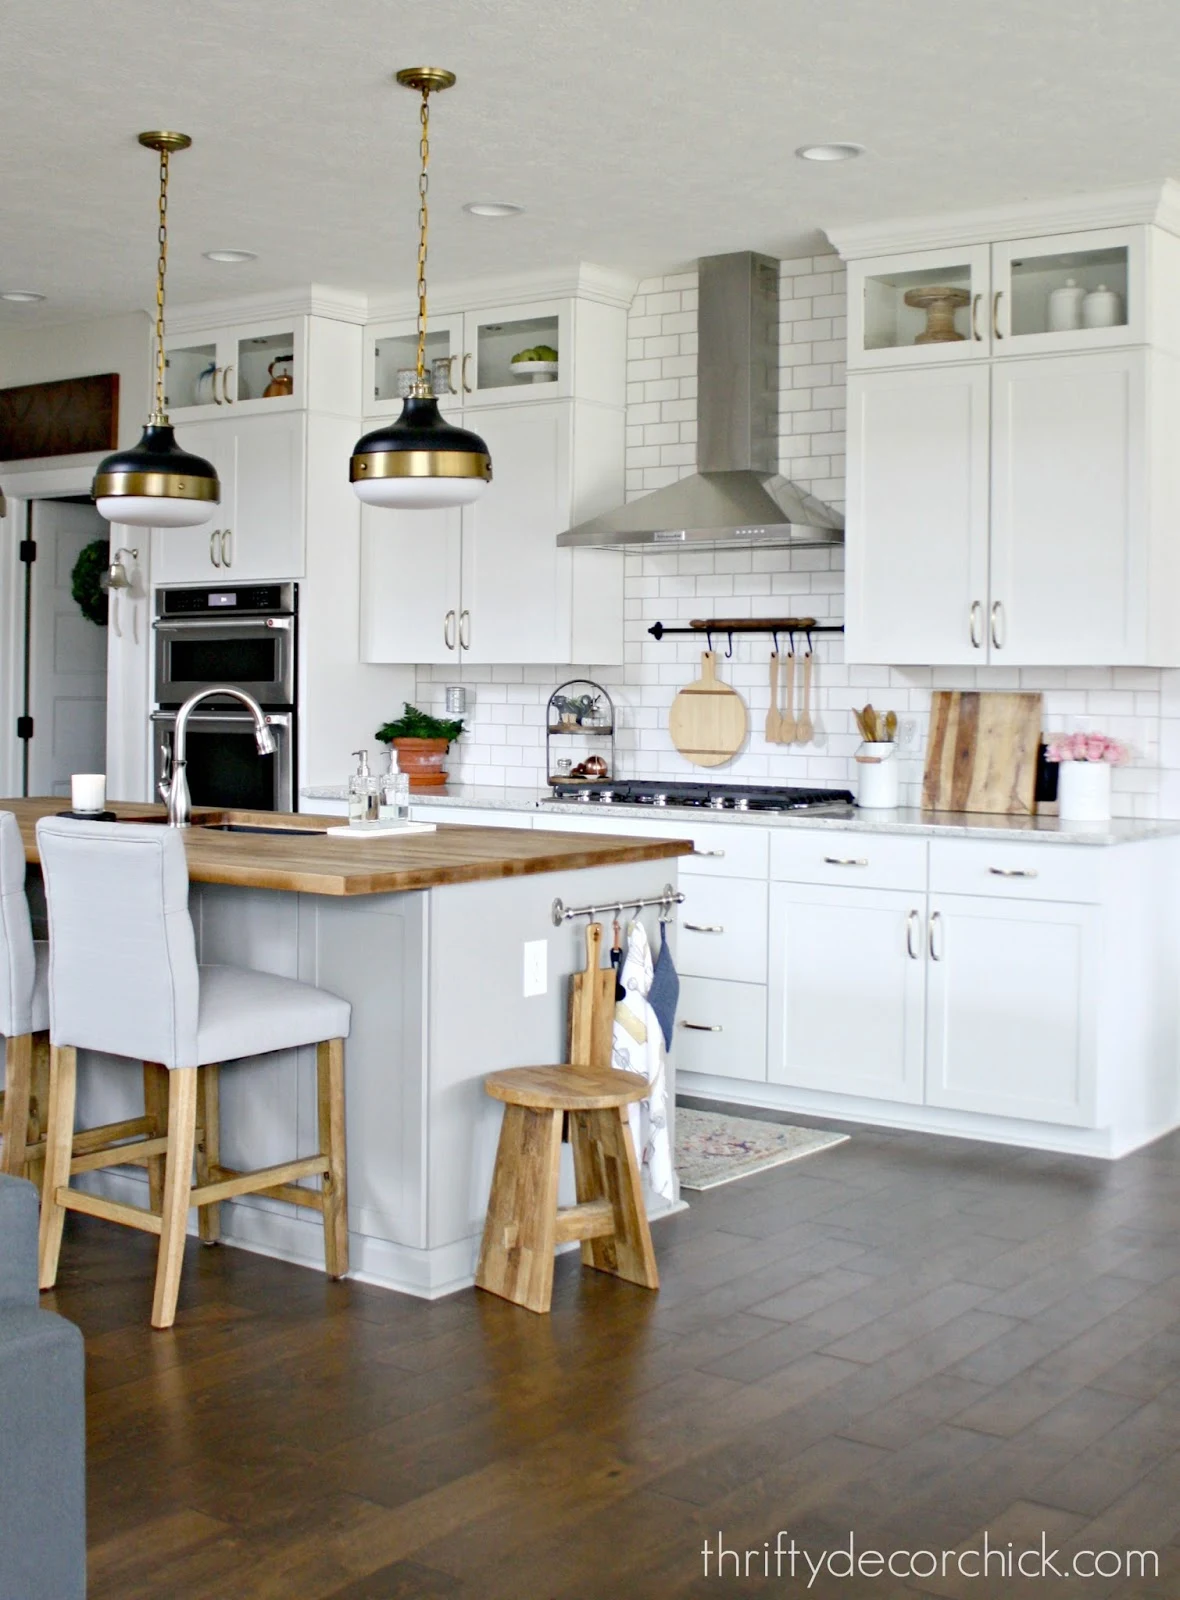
[417,260,1178,819]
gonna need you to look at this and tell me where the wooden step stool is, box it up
[476,922,659,1314]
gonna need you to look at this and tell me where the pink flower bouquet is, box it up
[1045,731,1129,765]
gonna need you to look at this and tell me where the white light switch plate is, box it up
[522,940,548,997]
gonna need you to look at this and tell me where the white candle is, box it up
[71,774,106,814]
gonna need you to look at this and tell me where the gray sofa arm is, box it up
[0,1174,38,1306]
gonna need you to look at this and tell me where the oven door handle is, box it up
[153,615,295,631]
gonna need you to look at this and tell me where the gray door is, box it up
[27,499,108,798]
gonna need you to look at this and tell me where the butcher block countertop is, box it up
[5,799,691,898]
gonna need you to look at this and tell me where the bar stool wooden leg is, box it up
[151,1067,198,1331]
[38,1045,78,1290]
[195,1063,221,1244]
[26,1033,51,1191]
[1,1033,33,1178]
[142,1062,169,1214]
[476,1104,563,1313]
[571,1106,659,1291]
[316,1039,348,1278]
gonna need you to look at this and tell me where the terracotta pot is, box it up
[391,737,450,789]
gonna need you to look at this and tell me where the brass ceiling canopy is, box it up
[393,67,456,94]
[137,131,193,155]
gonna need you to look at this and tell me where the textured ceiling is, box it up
[3,0,1180,326]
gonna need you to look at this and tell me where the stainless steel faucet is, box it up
[161,685,278,827]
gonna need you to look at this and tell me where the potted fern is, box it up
[375,703,465,790]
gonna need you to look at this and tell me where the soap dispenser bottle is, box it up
[379,748,411,823]
[348,749,379,827]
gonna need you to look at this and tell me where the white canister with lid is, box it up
[1082,284,1123,328]
[1047,278,1085,332]
[855,741,900,809]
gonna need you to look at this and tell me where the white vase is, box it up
[1056,759,1112,823]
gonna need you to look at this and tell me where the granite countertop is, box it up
[9,799,691,898]
[301,783,1180,847]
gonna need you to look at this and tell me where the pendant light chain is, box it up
[153,145,170,423]
[416,88,430,380]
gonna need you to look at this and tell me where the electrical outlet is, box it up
[522,940,547,998]
[897,718,918,750]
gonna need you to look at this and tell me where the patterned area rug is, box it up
[675,1107,849,1191]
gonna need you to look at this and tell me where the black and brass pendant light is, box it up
[93,133,220,528]
[350,69,492,509]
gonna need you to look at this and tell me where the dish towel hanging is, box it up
[612,920,675,1204]
[648,926,679,1051]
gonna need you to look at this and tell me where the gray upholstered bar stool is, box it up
[34,817,352,1330]
[0,810,51,1183]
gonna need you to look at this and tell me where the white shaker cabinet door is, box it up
[149,418,235,584]
[768,882,926,1104]
[924,894,1099,1127]
[226,409,306,581]
[359,500,463,665]
[844,366,991,665]
[989,349,1146,665]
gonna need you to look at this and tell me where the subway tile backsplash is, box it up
[415,257,1178,818]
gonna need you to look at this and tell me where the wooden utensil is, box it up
[668,651,748,767]
[765,654,782,743]
[922,691,1043,815]
[884,710,898,742]
[863,704,879,742]
[567,922,616,1071]
[796,651,815,743]
[779,653,797,743]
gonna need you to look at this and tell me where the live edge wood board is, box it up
[5,799,691,897]
[922,690,1043,815]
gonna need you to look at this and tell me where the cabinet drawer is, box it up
[928,839,1103,903]
[674,977,767,1083]
[535,813,767,878]
[414,806,534,830]
[771,828,927,891]
[678,878,767,982]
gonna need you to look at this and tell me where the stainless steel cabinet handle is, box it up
[684,922,724,934]
[444,609,456,650]
[459,608,471,650]
[213,368,224,405]
[991,600,1005,649]
[692,848,725,858]
[929,910,944,961]
[993,291,1004,340]
[461,352,473,393]
[220,528,232,568]
[441,354,457,395]
[223,363,235,403]
[988,866,1039,879]
[210,529,221,568]
[970,600,983,648]
[906,909,922,960]
[824,856,869,867]
[681,1022,722,1033]
[971,293,982,341]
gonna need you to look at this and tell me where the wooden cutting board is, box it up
[567,922,616,1070]
[922,691,1043,814]
[668,651,748,768]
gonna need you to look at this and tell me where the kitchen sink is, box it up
[199,823,326,836]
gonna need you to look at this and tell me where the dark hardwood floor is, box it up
[45,1110,1180,1598]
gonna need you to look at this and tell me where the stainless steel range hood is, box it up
[558,251,843,550]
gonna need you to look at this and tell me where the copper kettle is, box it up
[263,358,294,398]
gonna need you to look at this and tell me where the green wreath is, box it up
[71,538,110,627]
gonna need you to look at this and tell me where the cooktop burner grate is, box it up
[542,779,854,812]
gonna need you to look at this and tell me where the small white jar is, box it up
[1047,278,1085,332]
[1056,759,1112,823]
[855,741,899,808]
[1081,284,1123,329]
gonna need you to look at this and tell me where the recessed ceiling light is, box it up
[0,290,46,303]
[202,249,257,263]
[796,143,865,163]
[463,201,524,218]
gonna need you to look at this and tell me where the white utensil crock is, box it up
[856,741,899,808]
[1056,759,1112,823]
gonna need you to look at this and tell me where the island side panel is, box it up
[425,857,682,1261]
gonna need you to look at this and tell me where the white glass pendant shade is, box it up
[95,494,212,529]
[92,422,219,529]
[350,395,492,512]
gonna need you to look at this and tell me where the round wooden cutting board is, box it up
[668,651,748,767]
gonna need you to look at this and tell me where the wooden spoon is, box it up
[779,653,797,743]
[863,704,879,742]
[765,654,781,742]
[796,652,815,744]
[884,710,898,743]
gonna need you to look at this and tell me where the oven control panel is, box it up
[157,582,297,617]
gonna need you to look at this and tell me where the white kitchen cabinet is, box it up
[845,366,991,666]
[925,894,1099,1126]
[676,977,768,1082]
[150,410,306,584]
[360,400,625,666]
[165,318,306,417]
[847,244,992,368]
[767,882,927,1104]
[990,227,1142,355]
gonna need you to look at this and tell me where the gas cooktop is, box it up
[542,779,855,812]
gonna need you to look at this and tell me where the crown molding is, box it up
[826,181,1180,260]
[166,283,369,333]
[365,262,639,322]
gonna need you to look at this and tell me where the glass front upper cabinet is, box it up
[847,247,991,368]
[992,228,1141,351]
[165,321,304,416]
[164,342,219,411]
[468,309,565,400]
[366,315,465,416]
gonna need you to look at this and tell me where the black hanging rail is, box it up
[647,615,844,657]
